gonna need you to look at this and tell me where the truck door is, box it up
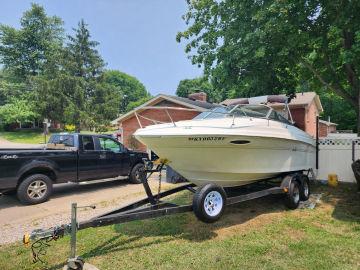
[78,135,102,181]
[95,136,130,179]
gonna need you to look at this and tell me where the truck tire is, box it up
[129,163,146,184]
[193,184,227,223]
[17,174,53,205]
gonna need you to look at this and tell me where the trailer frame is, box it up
[25,162,309,269]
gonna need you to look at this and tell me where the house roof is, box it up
[221,92,324,113]
[319,119,338,126]
[114,94,219,124]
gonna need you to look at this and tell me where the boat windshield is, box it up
[193,104,292,125]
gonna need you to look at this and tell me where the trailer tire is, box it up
[284,180,300,209]
[298,175,310,201]
[129,163,146,184]
[17,174,53,205]
[193,184,226,223]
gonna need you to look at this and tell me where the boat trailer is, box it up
[23,161,311,270]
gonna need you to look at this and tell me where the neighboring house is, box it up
[222,92,325,138]
[318,119,338,138]
[115,93,218,151]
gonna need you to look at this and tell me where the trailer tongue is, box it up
[23,160,310,270]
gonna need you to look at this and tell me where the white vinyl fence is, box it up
[317,136,359,183]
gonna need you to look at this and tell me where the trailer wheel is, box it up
[17,174,53,205]
[299,175,310,201]
[193,184,226,223]
[284,179,300,209]
[129,163,146,184]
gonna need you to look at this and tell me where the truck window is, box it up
[99,137,123,152]
[81,136,95,151]
[49,135,74,147]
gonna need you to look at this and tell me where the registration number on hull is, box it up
[188,137,225,142]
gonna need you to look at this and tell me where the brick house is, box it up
[318,119,338,137]
[115,93,219,151]
[115,91,336,151]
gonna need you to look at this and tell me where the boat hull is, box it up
[136,134,315,187]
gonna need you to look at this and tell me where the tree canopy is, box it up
[103,70,150,113]
[176,77,221,103]
[177,0,360,133]
[0,4,149,131]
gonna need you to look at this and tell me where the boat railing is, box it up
[134,106,200,128]
[134,102,295,129]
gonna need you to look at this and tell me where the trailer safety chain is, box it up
[157,167,162,202]
[31,232,61,263]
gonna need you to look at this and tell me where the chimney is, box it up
[188,92,207,102]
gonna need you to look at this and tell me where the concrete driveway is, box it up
[0,174,174,245]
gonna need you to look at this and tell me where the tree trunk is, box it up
[74,110,81,133]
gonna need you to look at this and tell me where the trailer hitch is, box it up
[23,224,69,263]
[24,203,95,269]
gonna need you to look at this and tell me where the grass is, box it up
[0,184,359,270]
[0,131,48,144]
[0,130,100,144]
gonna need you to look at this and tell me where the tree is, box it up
[177,1,360,133]
[0,69,26,106]
[63,19,105,131]
[0,3,64,79]
[176,77,221,102]
[0,98,38,126]
[103,70,150,112]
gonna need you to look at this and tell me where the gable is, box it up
[115,94,210,124]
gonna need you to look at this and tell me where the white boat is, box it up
[134,103,316,187]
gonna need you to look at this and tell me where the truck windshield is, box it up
[49,135,74,147]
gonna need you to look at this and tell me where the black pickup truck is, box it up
[0,133,148,205]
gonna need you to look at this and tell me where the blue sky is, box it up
[0,0,203,95]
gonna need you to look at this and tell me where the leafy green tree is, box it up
[0,3,63,79]
[0,98,38,125]
[103,70,150,112]
[176,77,221,103]
[177,0,360,133]
[0,69,26,105]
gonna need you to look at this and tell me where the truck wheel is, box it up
[284,180,300,209]
[17,174,53,205]
[298,175,310,201]
[193,184,227,223]
[129,163,146,184]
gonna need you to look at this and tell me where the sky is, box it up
[0,0,203,95]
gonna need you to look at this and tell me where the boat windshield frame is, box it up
[194,104,294,125]
[134,103,294,128]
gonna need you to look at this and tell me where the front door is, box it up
[95,136,130,179]
[78,135,102,181]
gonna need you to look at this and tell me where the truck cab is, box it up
[0,133,148,204]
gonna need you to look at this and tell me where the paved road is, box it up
[0,173,174,245]
[0,137,43,149]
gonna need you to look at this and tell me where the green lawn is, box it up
[0,131,48,144]
[0,184,359,270]
[0,130,100,144]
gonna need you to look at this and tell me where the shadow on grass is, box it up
[80,192,287,260]
[320,183,360,223]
